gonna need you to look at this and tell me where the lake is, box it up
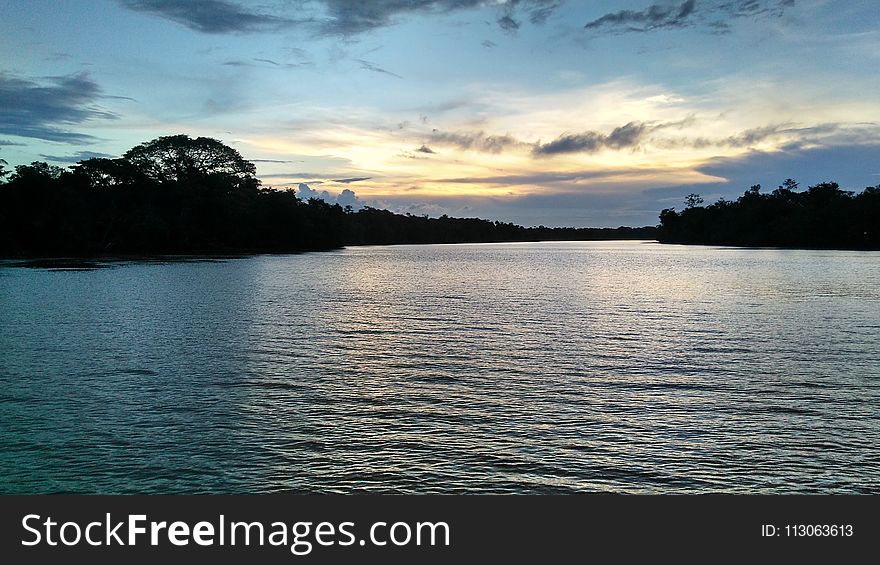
[1,241,878,493]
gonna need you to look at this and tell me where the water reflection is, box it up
[1,241,878,493]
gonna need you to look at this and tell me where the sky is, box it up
[1,0,879,227]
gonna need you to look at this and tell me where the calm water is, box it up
[1,241,878,494]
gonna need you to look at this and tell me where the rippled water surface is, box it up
[1,241,878,493]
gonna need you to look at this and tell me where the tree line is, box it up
[0,135,655,257]
[658,179,880,249]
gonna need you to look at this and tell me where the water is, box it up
[1,241,878,494]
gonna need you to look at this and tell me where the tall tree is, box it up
[122,135,258,190]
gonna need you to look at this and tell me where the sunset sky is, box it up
[2,0,879,226]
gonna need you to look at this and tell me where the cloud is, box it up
[427,129,525,153]
[297,182,329,200]
[652,122,877,150]
[40,151,115,163]
[317,0,558,35]
[332,177,371,183]
[528,3,558,24]
[583,0,795,35]
[336,188,363,209]
[121,0,560,36]
[0,72,115,143]
[533,122,651,156]
[531,119,875,157]
[426,120,691,156]
[0,140,25,146]
[223,58,305,70]
[494,0,560,33]
[119,0,293,34]
[584,0,697,33]
[497,15,520,32]
[414,117,875,161]
[297,183,364,210]
[481,39,497,48]
[694,142,880,194]
[437,168,673,186]
[261,172,347,179]
[355,59,403,79]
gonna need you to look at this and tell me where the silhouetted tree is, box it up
[685,193,703,208]
[0,134,657,257]
[658,179,877,249]
[9,161,65,182]
[71,157,142,189]
[123,135,258,190]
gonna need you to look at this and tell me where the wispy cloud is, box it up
[332,177,372,183]
[223,58,304,69]
[497,15,520,33]
[120,0,561,36]
[585,0,697,33]
[533,122,652,156]
[40,151,115,163]
[529,2,558,25]
[584,0,795,35]
[316,0,559,35]
[427,120,668,156]
[427,129,525,153]
[119,0,295,34]
[437,167,683,186]
[356,59,403,79]
[653,122,880,150]
[0,72,115,143]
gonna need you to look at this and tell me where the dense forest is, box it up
[658,180,880,249]
[0,135,655,257]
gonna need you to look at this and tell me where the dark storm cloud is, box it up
[119,0,294,34]
[584,0,795,34]
[533,122,651,156]
[0,72,115,143]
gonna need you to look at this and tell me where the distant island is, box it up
[659,180,880,249]
[0,135,655,257]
